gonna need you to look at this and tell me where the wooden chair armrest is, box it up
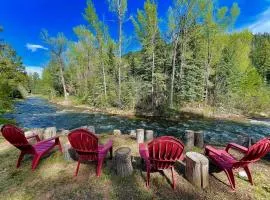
[38,136,60,144]
[99,140,113,154]
[225,143,248,153]
[205,145,221,157]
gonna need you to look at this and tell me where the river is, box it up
[2,97,270,145]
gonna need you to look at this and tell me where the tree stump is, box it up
[44,127,57,139]
[145,130,154,142]
[185,152,209,189]
[114,147,133,177]
[129,130,136,138]
[184,130,194,149]
[194,131,204,148]
[60,129,70,136]
[31,128,45,140]
[63,142,78,161]
[80,126,95,133]
[136,129,144,143]
[113,129,121,136]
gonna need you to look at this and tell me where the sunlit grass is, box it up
[0,135,270,199]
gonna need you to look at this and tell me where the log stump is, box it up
[185,152,209,189]
[63,142,78,161]
[113,129,121,136]
[184,130,194,149]
[145,130,154,142]
[44,127,57,139]
[114,147,133,177]
[129,130,136,138]
[80,126,95,133]
[136,129,144,143]
[194,131,204,148]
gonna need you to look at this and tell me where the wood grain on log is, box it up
[185,152,209,189]
[129,130,136,138]
[184,130,194,149]
[63,142,78,161]
[136,129,144,143]
[113,129,121,136]
[80,126,95,133]
[145,130,154,142]
[114,147,133,177]
[44,127,57,139]
[194,131,204,148]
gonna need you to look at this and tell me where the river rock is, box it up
[44,127,57,139]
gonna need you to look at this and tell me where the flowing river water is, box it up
[2,97,270,145]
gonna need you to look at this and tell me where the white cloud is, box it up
[25,66,44,76]
[26,43,48,52]
[249,7,270,33]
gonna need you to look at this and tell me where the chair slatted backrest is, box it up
[1,124,34,152]
[148,136,184,169]
[241,138,270,163]
[68,129,98,160]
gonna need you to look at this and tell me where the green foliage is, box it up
[0,27,28,112]
[28,0,270,116]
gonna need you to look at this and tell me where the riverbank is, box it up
[0,134,269,200]
[45,95,250,123]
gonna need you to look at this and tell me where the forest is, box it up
[2,0,270,117]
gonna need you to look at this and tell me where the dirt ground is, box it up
[0,134,269,200]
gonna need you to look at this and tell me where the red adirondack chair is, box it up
[1,124,62,170]
[139,136,185,189]
[205,138,270,190]
[68,129,113,177]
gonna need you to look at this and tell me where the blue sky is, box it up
[1,0,270,75]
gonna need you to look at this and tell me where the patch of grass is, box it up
[0,135,270,200]
[0,117,16,125]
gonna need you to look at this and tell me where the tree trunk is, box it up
[101,58,107,100]
[204,35,211,104]
[118,13,122,106]
[169,35,179,109]
[59,59,68,101]
[151,50,155,107]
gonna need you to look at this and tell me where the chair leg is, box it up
[243,166,253,185]
[32,155,41,170]
[97,157,105,177]
[110,147,113,159]
[16,152,25,168]
[224,169,235,190]
[55,138,62,153]
[171,167,176,190]
[75,160,81,176]
[146,165,150,188]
